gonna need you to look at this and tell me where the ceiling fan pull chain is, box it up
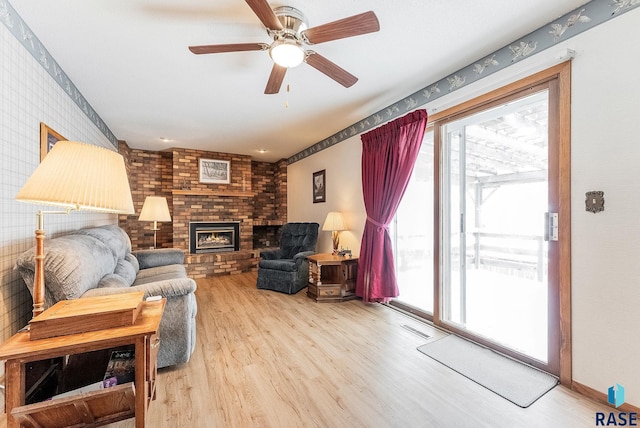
[285,84,291,108]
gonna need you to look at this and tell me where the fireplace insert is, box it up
[189,222,240,254]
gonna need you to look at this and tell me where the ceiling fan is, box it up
[188,0,380,94]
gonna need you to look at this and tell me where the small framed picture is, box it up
[312,169,326,203]
[40,123,66,162]
[199,158,231,184]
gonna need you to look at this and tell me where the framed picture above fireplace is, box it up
[199,158,230,184]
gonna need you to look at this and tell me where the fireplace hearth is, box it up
[189,222,240,254]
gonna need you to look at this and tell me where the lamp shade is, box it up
[16,141,134,214]
[322,212,347,231]
[139,196,171,222]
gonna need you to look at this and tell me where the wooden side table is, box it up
[307,254,359,302]
[0,299,165,428]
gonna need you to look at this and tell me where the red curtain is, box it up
[356,109,428,302]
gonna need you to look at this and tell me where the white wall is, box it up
[570,9,640,405]
[288,137,365,256]
[288,8,640,406]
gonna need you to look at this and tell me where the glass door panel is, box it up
[392,131,434,314]
[441,128,463,324]
[441,91,549,363]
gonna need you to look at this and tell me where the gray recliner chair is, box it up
[256,222,319,294]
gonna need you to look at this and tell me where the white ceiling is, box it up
[10,0,589,162]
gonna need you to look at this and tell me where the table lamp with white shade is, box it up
[15,141,134,317]
[138,196,172,249]
[322,211,347,254]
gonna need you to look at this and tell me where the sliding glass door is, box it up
[440,91,550,363]
[391,65,570,378]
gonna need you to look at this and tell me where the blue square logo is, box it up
[608,384,625,408]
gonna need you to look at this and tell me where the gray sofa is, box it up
[15,224,197,368]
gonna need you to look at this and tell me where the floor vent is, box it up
[402,325,431,340]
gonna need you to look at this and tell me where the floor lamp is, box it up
[139,196,171,249]
[16,141,134,318]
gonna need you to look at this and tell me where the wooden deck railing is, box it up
[469,232,545,281]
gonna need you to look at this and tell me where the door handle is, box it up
[544,212,558,241]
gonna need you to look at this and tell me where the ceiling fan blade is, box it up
[189,43,268,55]
[302,11,379,45]
[305,53,358,88]
[265,64,287,94]
[245,0,283,31]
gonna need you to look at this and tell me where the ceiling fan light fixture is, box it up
[269,39,305,68]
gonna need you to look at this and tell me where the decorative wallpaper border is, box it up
[1,0,118,149]
[288,0,640,164]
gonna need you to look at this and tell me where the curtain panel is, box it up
[356,109,428,302]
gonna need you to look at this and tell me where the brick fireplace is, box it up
[118,142,287,278]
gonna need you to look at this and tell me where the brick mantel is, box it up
[171,190,254,198]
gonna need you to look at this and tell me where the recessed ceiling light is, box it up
[159,137,173,143]
[257,149,268,154]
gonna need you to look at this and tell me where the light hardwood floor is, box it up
[2,272,610,427]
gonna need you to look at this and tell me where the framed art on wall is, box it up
[313,169,326,203]
[199,158,231,184]
[40,123,66,162]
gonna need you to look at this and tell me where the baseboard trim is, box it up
[572,380,640,413]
